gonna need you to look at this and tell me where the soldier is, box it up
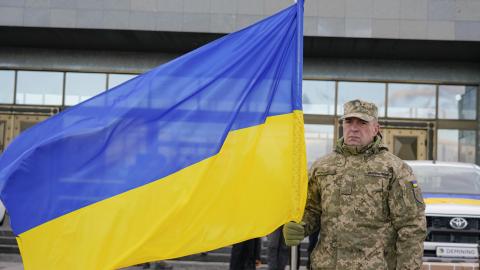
[283,99,426,270]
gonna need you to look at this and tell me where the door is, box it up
[382,128,428,160]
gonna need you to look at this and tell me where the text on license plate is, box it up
[436,246,479,258]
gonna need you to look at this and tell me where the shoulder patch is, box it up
[409,179,418,188]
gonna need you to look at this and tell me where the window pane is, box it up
[108,74,137,89]
[439,85,477,120]
[388,83,436,119]
[337,82,386,117]
[305,124,334,168]
[16,71,63,105]
[65,72,107,106]
[302,80,335,115]
[0,70,14,104]
[437,129,476,163]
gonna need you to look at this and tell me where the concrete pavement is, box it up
[0,254,308,270]
[0,260,306,270]
[0,255,236,270]
[0,261,22,270]
[0,254,22,270]
[1,256,478,270]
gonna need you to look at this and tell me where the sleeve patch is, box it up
[409,179,418,188]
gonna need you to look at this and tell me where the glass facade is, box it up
[16,71,63,105]
[0,69,478,164]
[0,70,14,104]
[65,73,107,106]
[108,74,137,89]
[302,80,335,115]
[388,83,436,119]
[337,82,386,117]
[1,70,137,106]
[304,124,334,167]
[437,129,476,163]
[438,85,477,120]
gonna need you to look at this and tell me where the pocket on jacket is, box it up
[361,246,387,270]
[355,171,390,221]
[311,240,335,268]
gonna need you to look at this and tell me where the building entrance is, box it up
[380,121,434,161]
[382,128,428,160]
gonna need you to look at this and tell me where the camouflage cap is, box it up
[340,99,378,122]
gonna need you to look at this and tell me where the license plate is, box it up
[436,246,479,258]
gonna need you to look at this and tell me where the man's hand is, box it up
[282,221,305,246]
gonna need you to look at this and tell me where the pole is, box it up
[291,0,304,269]
[291,246,298,270]
[290,0,304,270]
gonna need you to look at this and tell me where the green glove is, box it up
[282,221,305,246]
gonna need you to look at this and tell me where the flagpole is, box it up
[291,246,298,270]
[291,0,303,269]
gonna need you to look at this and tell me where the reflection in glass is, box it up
[439,85,477,120]
[459,130,477,163]
[302,80,335,115]
[16,71,63,105]
[108,74,137,89]
[305,124,334,168]
[411,165,480,195]
[65,72,107,106]
[337,82,386,117]
[0,70,15,104]
[388,83,435,119]
[437,129,476,163]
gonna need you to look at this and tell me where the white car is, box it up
[407,161,480,262]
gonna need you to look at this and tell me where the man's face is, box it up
[343,117,379,146]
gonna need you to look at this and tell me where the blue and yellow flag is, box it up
[0,1,307,269]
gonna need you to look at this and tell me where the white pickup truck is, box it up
[407,161,480,263]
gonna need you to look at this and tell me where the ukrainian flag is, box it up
[0,1,307,269]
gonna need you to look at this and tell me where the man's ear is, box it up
[373,121,380,135]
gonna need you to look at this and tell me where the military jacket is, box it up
[303,137,427,270]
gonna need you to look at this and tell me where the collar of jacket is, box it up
[335,135,388,157]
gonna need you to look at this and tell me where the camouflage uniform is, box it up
[303,100,427,270]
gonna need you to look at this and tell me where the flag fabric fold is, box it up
[0,1,307,269]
